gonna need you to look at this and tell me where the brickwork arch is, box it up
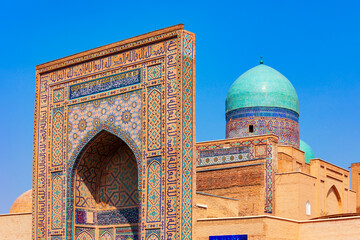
[326,185,342,215]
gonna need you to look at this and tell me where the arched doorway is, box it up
[71,130,139,240]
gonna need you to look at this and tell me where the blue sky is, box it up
[0,0,359,213]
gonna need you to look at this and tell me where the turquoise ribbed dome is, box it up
[226,64,299,113]
[300,140,315,164]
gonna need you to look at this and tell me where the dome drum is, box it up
[226,107,300,148]
[226,106,299,123]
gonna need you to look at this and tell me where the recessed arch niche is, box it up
[71,130,139,239]
[326,185,342,215]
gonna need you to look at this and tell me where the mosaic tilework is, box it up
[116,226,138,240]
[67,126,142,239]
[51,172,64,230]
[146,229,160,240]
[51,235,63,240]
[147,64,162,80]
[226,107,299,148]
[98,145,138,209]
[196,136,276,214]
[74,132,122,208]
[180,31,195,240]
[97,208,139,225]
[147,157,161,222]
[74,139,138,210]
[38,30,176,74]
[52,108,64,167]
[147,87,161,151]
[67,91,141,158]
[198,146,249,167]
[226,107,299,122]
[69,69,141,99]
[75,209,88,224]
[100,228,113,240]
[53,88,64,103]
[75,227,95,240]
[34,27,195,240]
[163,38,179,240]
[227,118,299,148]
[264,141,276,214]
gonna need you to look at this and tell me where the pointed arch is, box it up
[65,121,142,239]
[326,185,342,215]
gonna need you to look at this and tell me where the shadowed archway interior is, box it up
[74,130,139,239]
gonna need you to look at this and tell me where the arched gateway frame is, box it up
[33,25,195,240]
[66,123,142,239]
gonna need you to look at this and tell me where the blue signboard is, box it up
[209,235,248,240]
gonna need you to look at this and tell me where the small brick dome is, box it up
[9,189,32,213]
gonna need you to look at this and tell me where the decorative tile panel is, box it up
[52,108,64,167]
[147,157,161,222]
[226,107,299,148]
[67,91,141,158]
[147,87,161,151]
[147,64,162,80]
[53,88,64,103]
[100,228,113,240]
[198,146,249,167]
[146,229,160,240]
[69,69,141,99]
[51,172,64,230]
[196,136,276,214]
[75,227,95,240]
[116,226,138,240]
[33,27,195,240]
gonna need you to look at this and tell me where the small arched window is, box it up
[306,201,311,216]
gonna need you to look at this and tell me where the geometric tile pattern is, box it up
[145,229,160,240]
[74,132,123,208]
[226,106,299,122]
[74,130,139,228]
[226,107,299,148]
[52,108,64,167]
[33,28,196,240]
[75,227,95,240]
[198,146,249,167]
[99,228,113,240]
[147,157,161,222]
[51,235,63,240]
[66,124,142,239]
[97,208,139,225]
[67,91,141,159]
[53,88,64,103]
[74,139,138,209]
[116,226,138,240]
[198,153,249,167]
[181,32,195,240]
[98,145,138,209]
[147,64,161,80]
[147,88,161,151]
[265,143,274,214]
[196,136,276,214]
[51,171,64,230]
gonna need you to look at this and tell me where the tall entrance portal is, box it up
[32,25,195,240]
[74,131,139,239]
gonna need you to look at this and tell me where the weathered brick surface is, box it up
[197,163,266,215]
[197,163,264,190]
